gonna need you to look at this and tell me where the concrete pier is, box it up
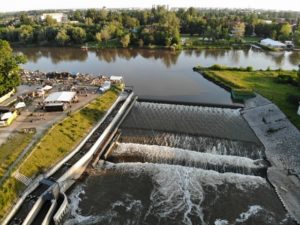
[242,95,300,224]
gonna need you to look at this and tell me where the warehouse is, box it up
[43,91,77,112]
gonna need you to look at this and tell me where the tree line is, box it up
[0,40,26,96]
[0,7,300,48]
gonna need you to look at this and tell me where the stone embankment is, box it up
[242,95,300,224]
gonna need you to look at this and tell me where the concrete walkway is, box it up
[242,95,300,224]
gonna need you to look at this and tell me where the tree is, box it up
[232,22,245,41]
[55,29,69,46]
[278,23,292,41]
[85,17,93,26]
[70,27,86,44]
[101,29,111,42]
[120,34,130,47]
[95,32,102,42]
[0,40,26,96]
[44,15,57,26]
[18,25,33,43]
[20,13,34,25]
[294,30,300,47]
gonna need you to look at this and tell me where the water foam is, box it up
[110,143,266,175]
[121,130,264,159]
[235,205,263,223]
[96,161,267,225]
[64,185,97,225]
[64,187,143,225]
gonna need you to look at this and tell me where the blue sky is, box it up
[1,0,300,12]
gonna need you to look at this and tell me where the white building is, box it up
[99,81,111,93]
[40,13,68,23]
[43,91,76,111]
[260,38,286,50]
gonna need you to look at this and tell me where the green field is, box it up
[194,66,300,129]
[0,131,35,179]
[0,88,119,220]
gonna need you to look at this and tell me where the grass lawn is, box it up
[196,68,300,129]
[18,88,119,177]
[0,131,35,179]
[243,36,261,43]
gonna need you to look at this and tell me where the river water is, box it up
[62,102,295,225]
[15,47,299,224]
[15,47,300,104]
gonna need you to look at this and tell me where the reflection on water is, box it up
[16,47,300,69]
[14,47,300,104]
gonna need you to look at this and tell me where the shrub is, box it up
[209,64,226,70]
[275,75,298,86]
[287,94,300,105]
[246,66,253,72]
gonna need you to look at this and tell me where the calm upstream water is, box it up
[15,47,300,104]
[15,47,300,224]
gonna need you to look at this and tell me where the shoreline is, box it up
[11,42,253,51]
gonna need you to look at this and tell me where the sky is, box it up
[1,0,300,12]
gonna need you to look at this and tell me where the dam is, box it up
[63,100,296,225]
[4,94,298,225]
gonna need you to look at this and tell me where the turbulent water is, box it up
[63,102,296,225]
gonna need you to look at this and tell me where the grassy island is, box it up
[193,65,300,129]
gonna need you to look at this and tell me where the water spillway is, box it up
[121,102,259,143]
[107,143,267,176]
[62,101,296,225]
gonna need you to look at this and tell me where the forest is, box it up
[0,7,300,48]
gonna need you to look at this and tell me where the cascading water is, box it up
[63,102,296,225]
[108,143,267,176]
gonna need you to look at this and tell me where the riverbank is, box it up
[193,65,300,130]
[11,39,254,51]
[0,87,120,221]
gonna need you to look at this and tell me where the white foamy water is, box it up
[98,161,267,191]
[235,205,263,223]
[64,185,97,225]
[82,161,267,225]
[121,130,264,159]
[110,143,266,175]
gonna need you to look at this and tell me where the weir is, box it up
[61,100,296,225]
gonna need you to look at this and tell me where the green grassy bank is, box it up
[193,65,300,129]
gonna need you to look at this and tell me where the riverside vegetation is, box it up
[194,65,300,129]
[1,7,300,49]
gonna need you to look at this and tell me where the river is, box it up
[14,47,299,225]
[15,47,300,104]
